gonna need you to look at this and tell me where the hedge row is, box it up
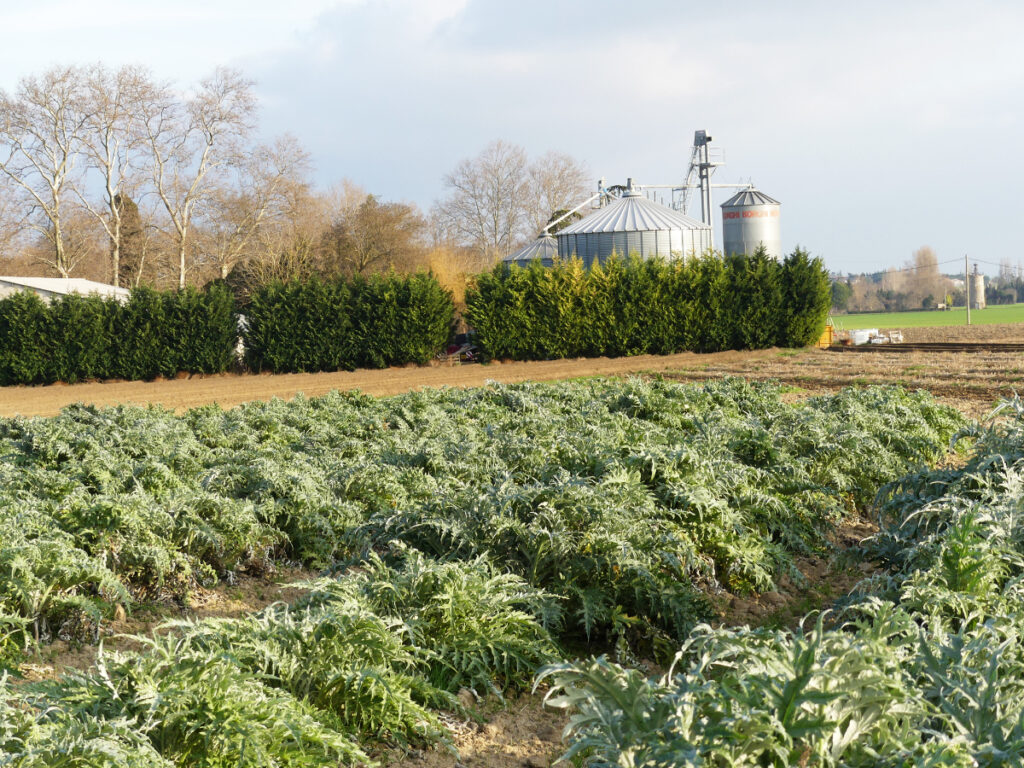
[243,272,455,373]
[0,285,237,385]
[0,253,827,385]
[464,249,831,360]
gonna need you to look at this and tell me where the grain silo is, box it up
[557,179,712,267]
[502,235,558,268]
[720,188,781,259]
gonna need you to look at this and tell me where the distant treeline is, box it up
[0,251,831,386]
[465,249,831,360]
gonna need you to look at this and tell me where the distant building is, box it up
[0,276,130,304]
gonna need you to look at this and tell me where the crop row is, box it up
[0,379,961,658]
[542,399,1024,766]
[1,552,557,766]
[0,380,965,765]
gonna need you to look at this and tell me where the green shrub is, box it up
[161,283,239,375]
[0,291,50,385]
[466,249,830,361]
[244,272,453,373]
[46,294,115,383]
[780,247,832,347]
[0,286,238,385]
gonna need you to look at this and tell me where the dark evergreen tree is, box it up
[115,193,146,288]
[780,247,832,347]
[733,247,784,350]
[243,272,452,373]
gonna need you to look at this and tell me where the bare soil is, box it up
[714,518,879,631]
[898,322,1024,343]
[390,693,570,768]
[0,350,780,417]
[2,343,1021,421]
[658,346,1021,420]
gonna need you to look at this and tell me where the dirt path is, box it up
[0,349,780,417]
[3,342,1022,419]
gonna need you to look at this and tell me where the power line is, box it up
[973,257,1017,270]
[845,258,964,277]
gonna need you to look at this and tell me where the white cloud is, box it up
[1,0,1022,271]
[0,0,351,88]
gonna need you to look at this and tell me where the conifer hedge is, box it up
[243,271,454,373]
[0,284,238,385]
[465,248,831,360]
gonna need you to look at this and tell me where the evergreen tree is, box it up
[115,193,146,288]
[780,247,831,347]
[737,247,784,349]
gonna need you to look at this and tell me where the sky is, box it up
[1,0,1021,274]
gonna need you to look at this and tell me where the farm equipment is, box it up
[833,327,904,346]
[438,332,478,365]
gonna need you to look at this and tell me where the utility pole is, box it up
[965,254,971,326]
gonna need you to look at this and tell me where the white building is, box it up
[0,276,130,304]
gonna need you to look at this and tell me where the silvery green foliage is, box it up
[1,672,173,767]
[3,554,556,766]
[542,398,1024,767]
[0,380,967,764]
[0,380,961,659]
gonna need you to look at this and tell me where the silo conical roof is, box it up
[721,188,780,208]
[559,190,709,235]
[502,235,558,264]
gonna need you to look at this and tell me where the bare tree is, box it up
[0,181,27,261]
[324,178,368,223]
[433,140,529,260]
[433,141,591,260]
[21,202,105,277]
[0,66,91,276]
[228,184,334,297]
[526,150,590,237]
[200,134,311,279]
[75,64,156,285]
[142,67,255,288]
[325,195,427,274]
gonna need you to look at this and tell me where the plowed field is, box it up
[2,321,1022,418]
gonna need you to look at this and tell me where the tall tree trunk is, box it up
[178,242,186,289]
[54,219,69,277]
[110,217,121,286]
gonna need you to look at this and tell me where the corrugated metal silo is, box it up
[556,179,712,267]
[721,188,781,259]
[502,235,558,268]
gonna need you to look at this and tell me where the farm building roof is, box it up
[502,235,558,265]
[720,188,781,208]
[0,276,131,302]
[559,190,709,235]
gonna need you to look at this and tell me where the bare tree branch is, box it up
[141,67,255,288]
[432,141,590,262]
[0,66,92,276]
